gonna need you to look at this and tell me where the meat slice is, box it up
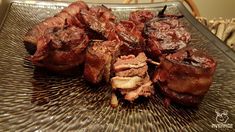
[115,65,147,77]
[111,76,142,89]
[110,52,154,106]
[153,48,217,106]
[29,26,89,72]
[113,53,147,71]
[121,76,153,101]
[84,40,121,84]
[24,1,89,46]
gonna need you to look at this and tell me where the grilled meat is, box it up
[29,26,89,72]
[116,20,145,55]
[144,13,191,58]
[111,52,154,103]
[84,40,121,84]
[24,2,217,108]
[153,48,217,106]
[129,10,156,31]
[24,1,88,46]
[81,5,118,40]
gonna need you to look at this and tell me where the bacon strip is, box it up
[24,1,89,45]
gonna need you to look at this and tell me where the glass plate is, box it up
[0,1,234,131]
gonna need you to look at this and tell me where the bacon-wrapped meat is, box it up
[88,5,116,21]
[29,26,89,72]
[129,10,156,31]
[111,53,154,107]
[116,20,145,55]
[81,5,118,40]
[144,16,191,58]
[153,48,217,106]
[24,1,88,47]
[84,40,121,84]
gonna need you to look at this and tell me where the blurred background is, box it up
[192,0,235,19]
[88,0,235,19]
[24,0,233,19]
[0,0,235,19]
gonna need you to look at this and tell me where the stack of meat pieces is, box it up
[111,53,154,106]
[24,1,217,107]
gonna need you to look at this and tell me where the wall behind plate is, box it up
[15,0,233,19]
[84,0,235,19]
[194,0,235,19]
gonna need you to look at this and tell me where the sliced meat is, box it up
[123,80,153,101]
[113,52,147,71]
[115,65,147,77]
[111,76,142,89]
[111,52,154,104]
